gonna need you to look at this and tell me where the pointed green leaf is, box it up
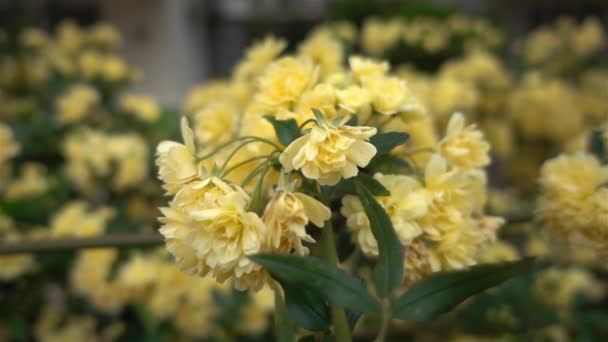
[281,282,330,331]
[251,254,381,315]
[369,132,409,156]
[264,115,300,146]
[357,173,389,196]
[392,258,535,321]
[354,179,403,298]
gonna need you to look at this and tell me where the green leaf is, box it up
[251,254,381,315]
[274,289,296,342]
[282,282,330,331]
[589,130,606,162]
[357,173,389,196]
[369,132,409,156]
[354,179,403,298]
[264,115,300,146]
[392,258,535,321]
[335,173,389,197]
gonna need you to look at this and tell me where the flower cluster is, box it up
[342,113,501,282]
[63,128,149,194]
[537,153,608,249]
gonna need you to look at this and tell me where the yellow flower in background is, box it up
[478,241,519,263]
[262,189,330,255]
[439,112,490,170]
[299,29,344,78]
[341,173,428,256]
[193,101,239,147]
[363,75,421,116]
[296,84,339,122]
[336,85,371,120]
[238,286,275,334]
[50,201,115,238]
[0,122,19,165]
[533,267,605,310]
[280,116,377,185]
[120,94,160,122]
[361,18,404,56]
[0,215,35,281]
[55,84,99,125]
[88,22,122,48]
[349,56,389,81]
[538,153,608,249]
[156,117,199,195]
[70,248,128,314]
[4,162,50,199]
[102,54,129,82]
[234,35,286,83]
[257,56,318,109]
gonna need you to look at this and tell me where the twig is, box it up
[0,233,164,255]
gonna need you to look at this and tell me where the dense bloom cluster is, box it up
[342,113,501,282]
[537,153,608,249]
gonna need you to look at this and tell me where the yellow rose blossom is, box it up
[55,84,100,125]
[341,173,428,256]
[257,56,318,109]
[438,112,490,169]
[537,153,608,249]
[349,56,389,81]
[361,18,404,56]
[363,75,421,116]
[50,201,115,238]
[234,35,286,83]
[193,101,239,147]
[533,267,605,310]
[5,162,50,199]
[156,117,199,195]
[262,189,331,255]
[159,177,268,290]
[120,94,160,122]
[299,29,344,78]
[296,84,339,122]
[279,115,377,185]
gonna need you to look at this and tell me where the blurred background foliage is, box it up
[0,0,607,341]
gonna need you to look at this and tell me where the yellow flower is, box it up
[159,177,268,290]
[88,22,122,48]
[0,122,19,165]
[120,94,160,122]
[5,163,50,199]
[298,29,344,78]
[50,201,115,238]
[533,267,605,310]
[156,117,199,195]
[363,75,421,116]
[438,112,490,169]
[55,84,100,125]
[234,35,286,83]
[537,153,608,248]
[341,173,428,256]
[279,116,377,185]
[262,190,330,255]
[257,56,318,109]
[477,241,519,263]
[336,85,372,120]
[296,84,338,122]
[349,56,389,81]
[238,286,275,334]
[361,18,403,56]
[193,101,239,147]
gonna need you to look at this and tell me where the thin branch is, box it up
[0,233,164,255]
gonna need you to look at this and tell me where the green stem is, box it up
[321,207,352,342]
[374,299,391,342]
[221,155,273,178]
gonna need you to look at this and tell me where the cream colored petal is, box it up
[294,192,331,227]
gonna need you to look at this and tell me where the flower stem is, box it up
[374,299,391,342]
[321,213,352,342]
